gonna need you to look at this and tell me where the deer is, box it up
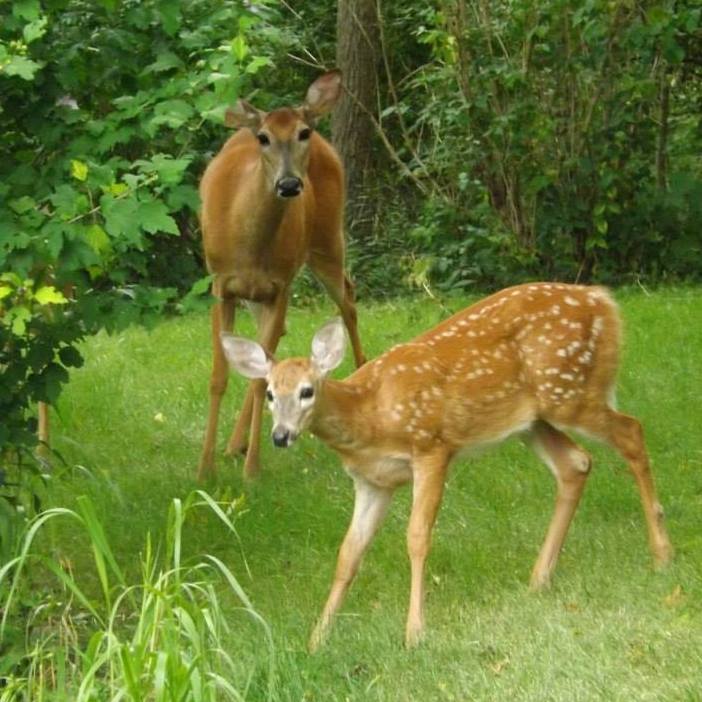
[197,69,365,481]
[220,282,673,649]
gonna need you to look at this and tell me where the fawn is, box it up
[221,282,673,649]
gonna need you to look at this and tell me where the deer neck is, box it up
[240,163,289,252]
[309,379,371,452]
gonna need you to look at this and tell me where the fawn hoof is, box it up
[308,623,329,654]
[529,570,552,592]
[404,628,423,649]
[653,541,674,570]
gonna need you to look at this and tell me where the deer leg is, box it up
[197,289,236,481]
[226,297,287,463]
[309,476,394,652]
[579,409,673,568]
[239,295,289,478]
[528,420,592,590]
[226,386,254,457]
[308,253,365,367]
[405,450,449,648]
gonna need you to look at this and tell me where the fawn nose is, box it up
[272,427,291,447]
[276,176,303,198]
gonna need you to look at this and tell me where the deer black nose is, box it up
[276,176,303,198]
[272,428,291,447]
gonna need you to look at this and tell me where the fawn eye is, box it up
[300,386,314,400]
[257,133,270,146]
[298,128,311,141]
[266,389,274,402]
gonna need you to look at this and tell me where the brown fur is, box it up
[261,283,672,649]
[197,71,365,480]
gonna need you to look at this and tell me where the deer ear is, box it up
[225,100,265,130]
[302,69,342,125]
[220,333,272,379]
[311,318,346,376]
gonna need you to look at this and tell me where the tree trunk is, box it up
[656,66,670,191]
[333,0,380,241]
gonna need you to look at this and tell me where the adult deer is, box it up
[197,70,365,480]
[221,282,673,649]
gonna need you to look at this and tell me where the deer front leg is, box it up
[405,450,449,648]
[198,287,236,481]
[309,477,393,652]
[236,293,289,478]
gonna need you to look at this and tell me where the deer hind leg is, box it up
[308,253,366,368]
[198,289,236,481]
[310,477,394,652]
[529,420,592,590]
[577,408,672,568]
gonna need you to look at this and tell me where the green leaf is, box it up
[71,160,89,182]
[157,0,181,36]
[10,306,31,336]
[2,55,42,80]
[34,286,68,305]
[84,224,111,254]
[141,51,184,75]
[23,16,47,43]
[148,99,195,132]
[138,198,179,235]
[231,35,249,62]
[135,154,192,185]
[12,0,40,20]
[58,345,84,368]
[101,195,142,246]
[9,196,36,215]
[245,56,273,75]
[50,185,88,220]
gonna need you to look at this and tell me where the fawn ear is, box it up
[302,69,342,125]
[220,333,272,379]
[225,99,265,130]
[311,318,346,376]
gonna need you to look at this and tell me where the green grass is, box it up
[19,289,702,699]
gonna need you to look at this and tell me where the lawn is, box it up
[20,288,702,700]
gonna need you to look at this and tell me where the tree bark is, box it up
[333,0,380,241]
[656,67,670,191]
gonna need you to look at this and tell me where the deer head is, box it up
[225,70,343,199]
[221,318,346,447]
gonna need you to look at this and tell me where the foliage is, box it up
[0,0,293,533]
[0,490,274,700]
[371,0,702,288]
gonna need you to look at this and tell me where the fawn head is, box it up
[221,318,346,447]
[225,70,342,199]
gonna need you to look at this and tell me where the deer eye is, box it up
[266,388,274,402]
[300,386,314,400]
[257,133,270,146]
[298,128,311,142]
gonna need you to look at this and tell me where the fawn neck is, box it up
[309,379,372,452]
